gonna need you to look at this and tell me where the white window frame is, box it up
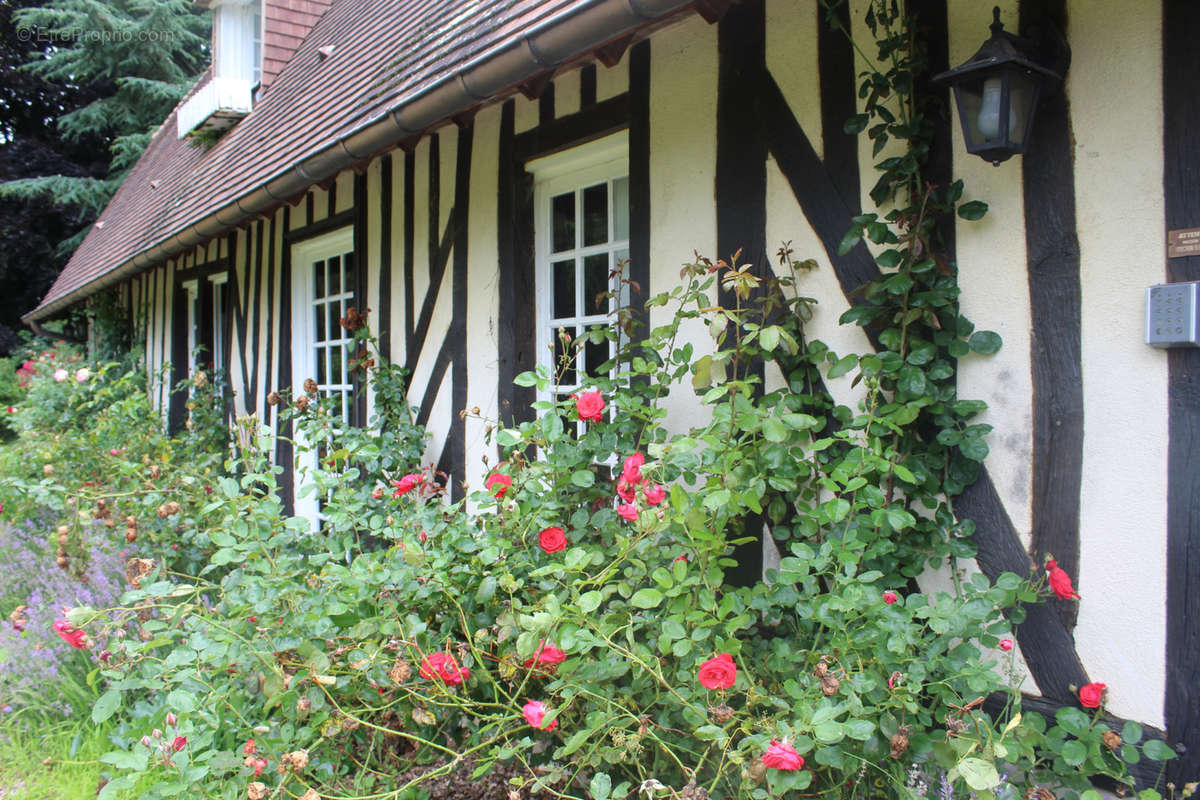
[528,131,630,409]
[181,279,200,375]
[209,272,229,374]
[290,226,356,526]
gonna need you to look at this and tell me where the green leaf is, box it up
[495,428,521,448]
[828,354,858,380]
[92,689,121,724]
[1121,721,1144,745]
[957,200,989,221]
[570,469,595,488]
[759,325,780,352]
[589,771,612,800]
[837,228,862,257]
[968,330,1002,355]
[844,718,875,740]
[813,721,844,743]
[475,576,497,603]
[578,591,602,613]
[1143,738,1177,761]
[166,689,197,713]
[513,371,538,387]
[762,417,787,443]
[1060,739,1087,766]
[957,757,1000,790]
[630,588,664,609]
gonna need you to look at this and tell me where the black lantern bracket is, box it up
[934,6,1070,165]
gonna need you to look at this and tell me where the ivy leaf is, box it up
[968,331,1002,355]
[957,200,989,221]
[843,113,869,134]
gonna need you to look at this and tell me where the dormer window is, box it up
[177,0,262,138]
[212,0,262,86]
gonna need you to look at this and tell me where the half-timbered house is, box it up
[21,0,1199,783]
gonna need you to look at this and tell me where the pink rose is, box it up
[371,486,383,500]
[165,712,177,727]
[74,368,89,383]
[882,591,899,605]
[538,526,567,553]
[108,448,124,456]
[643,484,666,506]
[392,473,423,497]
[621,452,644,485]
[1078,682,1106,709]
[53,368,67,382]
[573,390,605,423]
[762,739,804,771]
[486,472,512,498]
[522,700,558,731]
[999,639,1013,652]
[419,652,469,686]
[697,653,737,690]
[616,479,637,504]
[616,503,638,522]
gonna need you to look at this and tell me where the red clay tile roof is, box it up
[262,0,333,90]
[31,0,687,320]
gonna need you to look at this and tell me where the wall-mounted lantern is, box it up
[934,7,1067,165]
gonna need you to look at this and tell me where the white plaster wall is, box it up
[647,14,719,434]
[1068,0,1166,727]
[556,67,581,119]
[411,137,431,306]
[766,0,822,160]
[948,0,1034,544]
[465,104,503,489]
[388,148,406,368]
[595,56,627,102]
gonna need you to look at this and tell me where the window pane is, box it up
[343,251,355,297]
[613,177,629,242]
[583,253,609,314]
[328,302,341,343]
[553,327,577,386]
[615,247,630,304]
[552,192,575,252]
[583,183,608,246]
[552,260,575,319]
[313,259,325,298]
[327,255,341,295]
[331,345,343,385]
[585,334,610,378]
[315,303,326,342]
[316,347,326,386]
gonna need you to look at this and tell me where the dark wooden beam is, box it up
[518,71,555,100]
[513,93,631,162]
[1019,0,1084,632]
[497,100,536,428]
[1162,0,1200,783]
[716,0,767,586]
[580,64,597,107]
[629,41,651,341]
[539,79,555,125]
[595,35,633,67]
[817,0,860,212]
[447,122,473,500]
[276,208,294,515]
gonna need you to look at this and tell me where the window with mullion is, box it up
[309,251,356,426]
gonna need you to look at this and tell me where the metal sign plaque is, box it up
[1168,228,1200,258]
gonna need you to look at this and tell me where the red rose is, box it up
[243,739,256,755]
[999,639,1013,652]
[419,652,469,686]
[616,479,637,504]
[1078,681,1106,708]
[486,472,512,498]
[53,619,87,649]
[762,739,804,771]
[697,653,737,690]
[171,736,187,752]
[522,640,567,670]
[538,526,567,553]
[371,486,383,500]
[392,473,423,497]
[643,484,666,506]
[616,503,638,522]
[1046,559,1080,601]
[622,452,645,484]
[573,390,605,423]
[882,591,899,605]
